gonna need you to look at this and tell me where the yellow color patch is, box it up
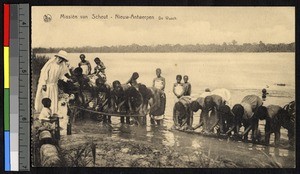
[4,47,9,88]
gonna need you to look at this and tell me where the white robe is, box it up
[39,107,52,120]
[199,91,212,98]
[212,88,231,106]
[81,64,89,75]
[211,88,231,102]
[34,57,69,114]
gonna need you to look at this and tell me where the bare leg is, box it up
[251,119,259,143]
[202,111,209,132]
[265,122,271,145]
[265,132,271,145]
[125,116,130,124]
[274,131,280,146]
[150,115,155,125]
[219,115,225,134]
[242,124,252,141]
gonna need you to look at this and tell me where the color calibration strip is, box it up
[4,4,30,171]
[4,3,11,171]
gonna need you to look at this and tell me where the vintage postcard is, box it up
[31,6,295,167]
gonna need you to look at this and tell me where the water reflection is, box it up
[116,123,148,141]
[117,123,132,139]
[162,130,176,147]
[149,125,165,147]
[70,115,295,168]
[264,146,291,157]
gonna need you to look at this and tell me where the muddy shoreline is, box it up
[58,135,292,168]
[50,120,295,168]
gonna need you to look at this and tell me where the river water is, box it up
[36,52,295,167]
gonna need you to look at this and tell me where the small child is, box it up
[262,88,268,101]
[39,98,63,130]
[183,75,191,96]
[173,75,184,99]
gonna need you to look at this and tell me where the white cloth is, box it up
[153,77,165,90]
[212,88,231,106]
[81,64,89,75]
[39,107,52,120]
[174,83,184,97]
[212,88,231,102]
[154,79,164,90]
[199,91,212,98]
[34,57,70,114]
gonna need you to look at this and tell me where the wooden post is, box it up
[91,142,96,167]
[67,117,72,135]
[53,117,60,140]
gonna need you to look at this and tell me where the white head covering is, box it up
[55,50,69,61]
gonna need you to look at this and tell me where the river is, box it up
[36,52,295,167]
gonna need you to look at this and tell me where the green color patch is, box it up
[4,89,10,130]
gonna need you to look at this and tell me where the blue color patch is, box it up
[4,131,11,171]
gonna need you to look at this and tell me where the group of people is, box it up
[173,75,192,99]
[34,51,108,130]
[35,51,107,113]
[77,54,107,83]
[34,50,168,126]
[172,90,295,146]
[34,50,295,147]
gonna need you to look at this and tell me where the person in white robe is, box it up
[34,50,70,114]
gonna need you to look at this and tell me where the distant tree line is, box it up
[33,41,295,53]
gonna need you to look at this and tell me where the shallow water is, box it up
[63,115,295,168]
[57,92,295,168]
[36,52,295,167]
[37,52,295,89]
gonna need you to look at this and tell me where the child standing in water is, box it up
[183,75,191,96]
[153,68,165,91]
[173,75,184,99]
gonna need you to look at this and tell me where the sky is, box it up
[32,6,295,48]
